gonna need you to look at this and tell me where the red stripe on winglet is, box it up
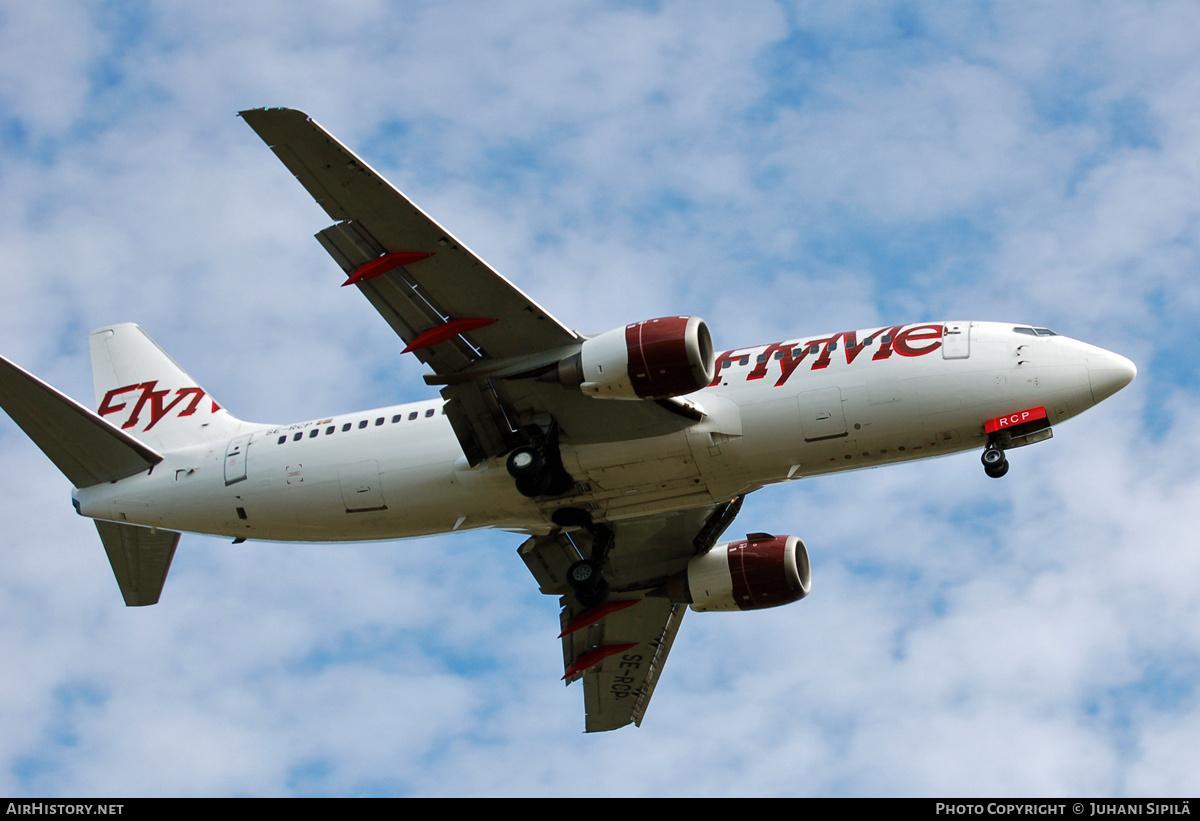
[402,317,497,353]
[558,599,639,638]
[342,251,434,286]
[563,643,638,680]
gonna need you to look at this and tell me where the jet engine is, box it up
[546,316,714,400]
[663,534,811,612]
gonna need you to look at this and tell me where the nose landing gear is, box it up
[981,444,1009,478]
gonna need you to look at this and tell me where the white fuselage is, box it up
[71,321,1133,542]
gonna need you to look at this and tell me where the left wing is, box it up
[240,108,698,464]
[238,108,578,366]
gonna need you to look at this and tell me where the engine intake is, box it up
[553,316,714,400]
[665,534,811,612]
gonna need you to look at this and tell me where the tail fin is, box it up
[90,324,246,451]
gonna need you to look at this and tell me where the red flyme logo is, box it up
[98,381,219,431]
[710,323,945,388]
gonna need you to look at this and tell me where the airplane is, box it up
[0,108,1137,732]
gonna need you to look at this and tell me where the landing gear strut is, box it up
[981,443,1009,478]
[554,507,613,608]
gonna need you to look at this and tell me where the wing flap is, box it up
[95,521,180,606]
[0,354,162,488]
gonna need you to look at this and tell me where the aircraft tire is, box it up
[567,559,600,589]
[984,459,1009,478]
[507,447,544,479]
[515,472,554,497]
[981,446,1005,469]
[575,577,610,609]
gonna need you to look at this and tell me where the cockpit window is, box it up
[1034,327,1058,336]
[1014,327,1037,336]
[1014,326,1059,337]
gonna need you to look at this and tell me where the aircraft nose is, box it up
[1086,346,1137,404]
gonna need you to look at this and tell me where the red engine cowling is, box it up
[556,316,714,400]
[666,534,812,612]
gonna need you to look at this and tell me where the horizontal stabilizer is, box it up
[95,521,180,606]
[0,354,162,488]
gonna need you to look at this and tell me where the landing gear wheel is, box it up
[981,445,1008,478]
[575,578,610,609]
[515,471,554,498]
[984,460,1010,479]
[568,559,599,588]
[505,432,574,498]
[566,559,610,608]
[506,447,544,479]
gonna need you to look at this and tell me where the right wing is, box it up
[519,497,743,731]
[559,592,686,733]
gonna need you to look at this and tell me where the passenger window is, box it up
[409,412,418,421]
[277,435,286,445]
[293,432,303,442]
[325,426,334,435]
[375,417,384,426]
[342,423,351,432]
[425,408,434,417]
[358,420,368,429]
[828,342,837,351]
[392,415,402,423]
[756,354,768,363]
[308,429,319,438]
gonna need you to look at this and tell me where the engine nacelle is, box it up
[665,534,812,612]
[555,316,714,400]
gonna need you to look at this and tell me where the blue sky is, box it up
[0,0,1196,797]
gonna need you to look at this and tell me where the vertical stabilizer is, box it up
[89,324,245,451]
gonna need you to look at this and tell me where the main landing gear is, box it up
[553,507,613,609]
[981,443,1009,478]
[505,424,573,498]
